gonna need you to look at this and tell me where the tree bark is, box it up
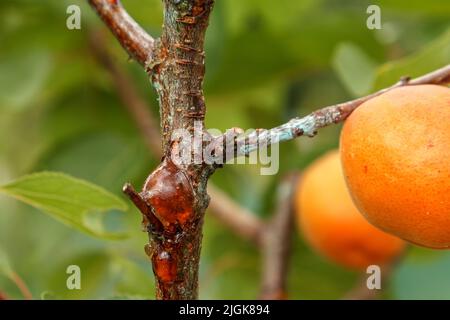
[88,0,154,66]
[125,0,215,300]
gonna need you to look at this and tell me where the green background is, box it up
[0,0,449,299]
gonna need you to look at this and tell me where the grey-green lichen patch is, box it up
[290,115,317,138]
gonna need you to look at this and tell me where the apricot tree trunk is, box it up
[142,0,214,300]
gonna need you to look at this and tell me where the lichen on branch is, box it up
[218,64,450,158]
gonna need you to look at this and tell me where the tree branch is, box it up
[89,30,162,154]
[207,184,264,245]
[9,271,32,300]
[259,174,298,300]
[217,64,450,157]
[88,0,155,66]
[89,30,265,247]
[0,291,8,300]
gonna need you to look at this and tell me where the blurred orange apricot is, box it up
[295,150,405,270]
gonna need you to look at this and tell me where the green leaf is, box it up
[332,42,377,97]
[37,133,151,193]
[373,28,450,89]
[0,172,128,240]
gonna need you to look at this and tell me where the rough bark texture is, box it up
[88,0,154,66]
[125,0,215,300]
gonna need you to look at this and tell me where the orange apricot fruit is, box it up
[340,84,450,249]
[295,150,405,270]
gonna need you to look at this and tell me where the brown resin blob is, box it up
[142,157,195,231]
[152,250,178,283]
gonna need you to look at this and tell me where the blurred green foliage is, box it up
[0,0,449,299]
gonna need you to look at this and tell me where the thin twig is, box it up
[259,174,298,300]
[89,30,162,155]
[207,184,264,245]
[0,291,9,300]
[216,64,450,157]
[88,0,154,66]
[10,271,33,300]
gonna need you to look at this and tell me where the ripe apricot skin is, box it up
[340,85,450,249]
[295,150,405,270]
